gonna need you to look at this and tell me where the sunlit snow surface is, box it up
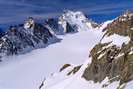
[0,27,102,89]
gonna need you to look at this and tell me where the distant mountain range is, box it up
[0,10,97,60]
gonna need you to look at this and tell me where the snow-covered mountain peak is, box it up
[62,10,87,22]
[59,10,98,31]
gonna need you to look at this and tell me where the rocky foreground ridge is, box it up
[82,10,133,89]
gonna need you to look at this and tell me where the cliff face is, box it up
[83,10,133,89]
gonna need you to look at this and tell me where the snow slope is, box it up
[42,60,120,89]
[0,26,102,89]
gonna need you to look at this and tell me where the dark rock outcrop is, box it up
[59,64,82,76]
[45,17,77,35]
[45,18,60,34]
[65,22,76,33]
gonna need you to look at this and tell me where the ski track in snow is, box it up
[0,29,102,89]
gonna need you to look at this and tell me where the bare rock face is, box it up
[103,10,133,38]
[82,10,133,89]
[44,18,61,34]
[0,17,60,59]
[60,64,71,72]
[59,64,82,76]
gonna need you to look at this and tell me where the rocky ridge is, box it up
[83,10,133,89]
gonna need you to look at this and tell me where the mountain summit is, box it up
[59,10,98,32]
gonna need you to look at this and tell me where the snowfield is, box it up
[0,27,102,89]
